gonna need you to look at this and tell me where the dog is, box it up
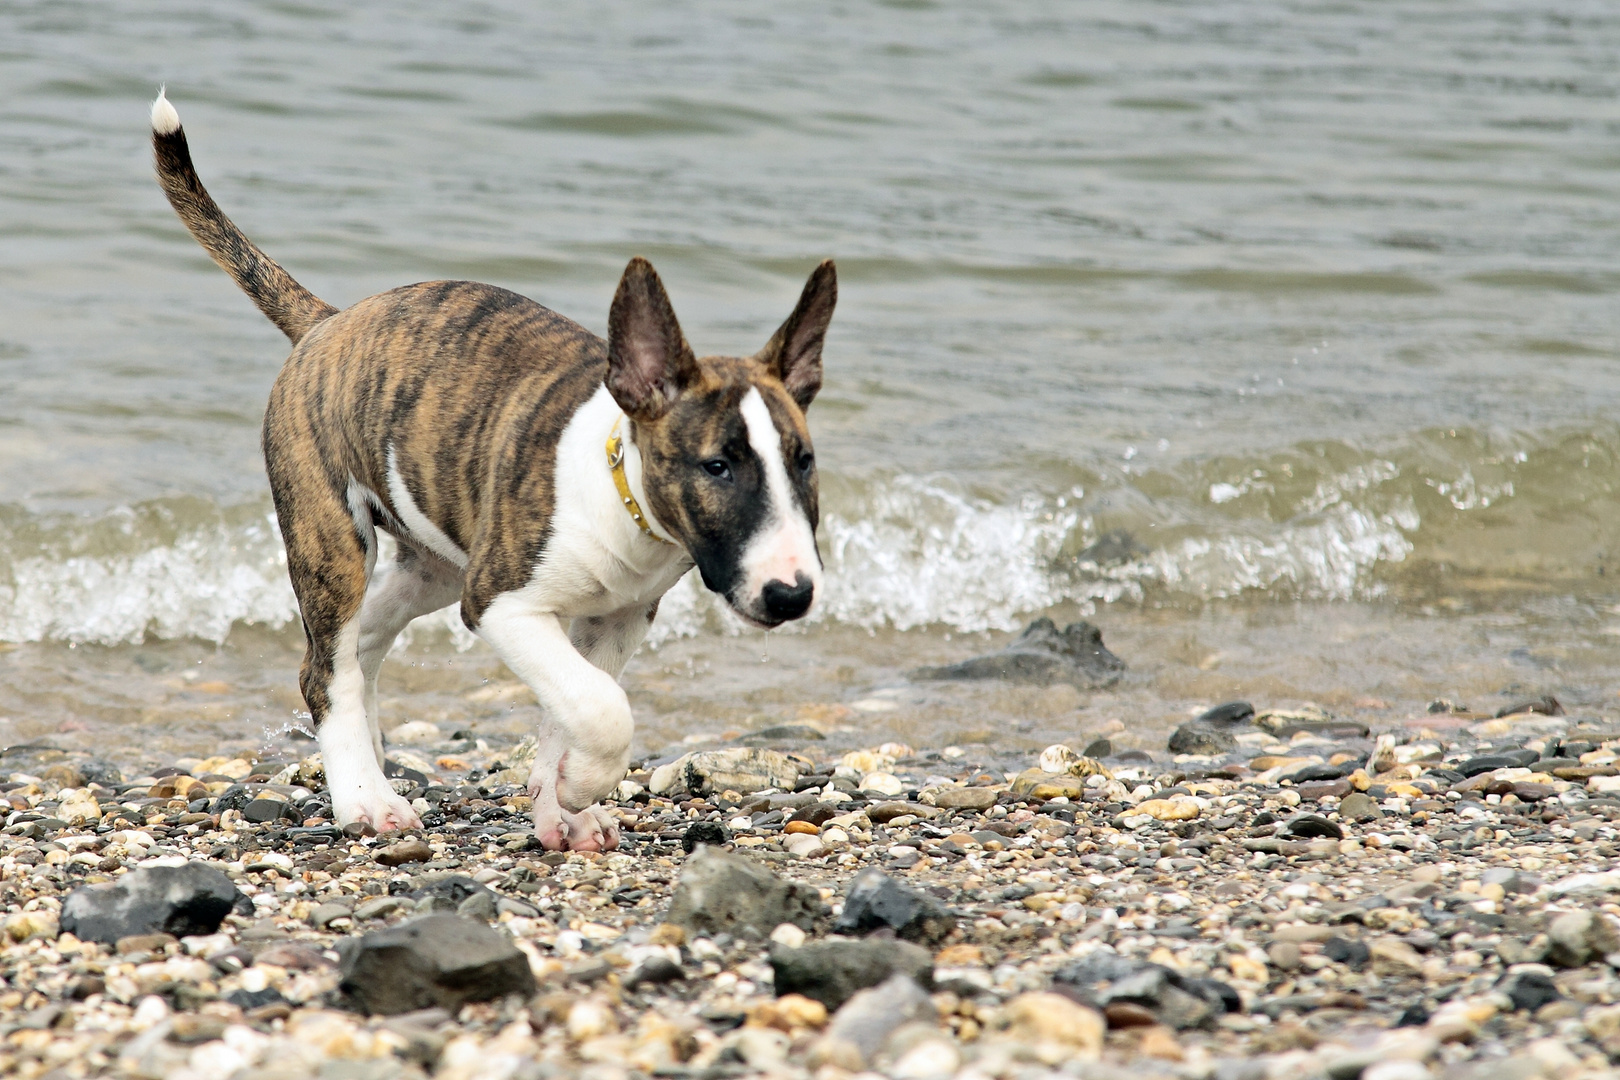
[149,91,833,851]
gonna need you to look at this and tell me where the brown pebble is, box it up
[1105,1002,1159,1028]
[116,933,177,956]
[1267,941,1302,971]
[375,838,432,866]
[784,820,820,835]
[67,976,105,1000]
[168,1014,227,1044]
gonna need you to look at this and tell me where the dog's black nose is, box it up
[762,575,814,622]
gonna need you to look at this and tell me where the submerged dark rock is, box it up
[912,618,1125,689]
[1168,724,1236,755]
[60,862,246,945]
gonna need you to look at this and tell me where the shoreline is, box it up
[4,699,1620,1078]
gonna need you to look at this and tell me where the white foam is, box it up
[0,464,1424,648]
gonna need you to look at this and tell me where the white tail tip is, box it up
[151,87,181,136]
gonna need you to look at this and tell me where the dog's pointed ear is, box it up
[757,259,836,410]
[607,257,699,420]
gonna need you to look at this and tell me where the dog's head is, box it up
[605,257,834,629]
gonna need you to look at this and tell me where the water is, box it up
[2,2,1619,770]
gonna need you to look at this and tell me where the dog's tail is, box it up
[150,89,337,345]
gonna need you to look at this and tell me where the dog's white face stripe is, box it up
[386,446,469,569]
[737,387,821,607]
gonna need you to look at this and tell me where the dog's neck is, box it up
[604,409,678,549]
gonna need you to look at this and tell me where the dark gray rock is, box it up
[1051,952,1236,1031]
[1323,937,1369,969]
[1497,970,1561,1012]
[339,913,536,1015]
[1283,814,1343,840]
[833,868,956,946]
[1168,723,1236,755]
[665,846,824,940]
[1458,750,1538,776]
[770,938,934,1010]
[60,862,246,945]
[682,821,730,854]
[1337,792,1382,822]
[409,874,485,913]
[911,618,1124,690]
[1196,702,1255,726]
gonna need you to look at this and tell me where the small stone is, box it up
[1267,942,1302,971]
[1283,814,1344,839]
[1498,970,1561,1012]
[116,932,176,955]
[770,938,934,1010]
[808,974,935,1070]
[1369,937,1425,978]
[1167,723,1235,755]
[860,772,904,796]
[242,798,289,823]
[1545,910,1620,967]
[1324,937,1370,970]
[1228,954,1268,982]
[355,896,411,921]
[891,1035,961,1079]
[4,911,60,943]
[932,787,997,811]
[456,889,496,921]
[665,845,824,939]
[311,902,352,930]
[911,617,1125,689]
[566,997,618,1041]
[668,747,802,797]
[888,848,922,869]
[833,867,957,946]
[60,862,246,945]
[1009,770,1087,800]
[994,992,1105,1064]
[1105,1002,1159,1028]
[1338,792,1382,821]
[339,913,536,1015]
[58,790,101,825]
[1133,797,1201,821]
[625,953,684,988]
[783,819,820,834]
[167,1015,227,1045]
[749,993,827,1032]
[376,838,433,866]
[784,833,826,859]
[681,820,730,853]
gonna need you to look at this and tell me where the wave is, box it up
[2,424,1617,647]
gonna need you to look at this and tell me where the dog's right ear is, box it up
[607,257,699,420]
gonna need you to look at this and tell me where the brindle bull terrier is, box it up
[149,91,833,851]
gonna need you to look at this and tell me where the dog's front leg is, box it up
[476,597,632,852]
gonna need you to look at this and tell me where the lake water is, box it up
[2,1,1618,771]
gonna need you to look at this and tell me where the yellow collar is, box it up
[607,416,675,545]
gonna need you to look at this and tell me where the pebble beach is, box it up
[6,692,1620,1080]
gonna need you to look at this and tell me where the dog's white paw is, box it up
[332,784,421,834]
[533,799,620,852]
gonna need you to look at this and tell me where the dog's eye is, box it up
[797,452,815,475]
[702,459,732,481]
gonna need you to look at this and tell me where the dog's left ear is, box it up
[757,259,836,410]
[607,257,700,420]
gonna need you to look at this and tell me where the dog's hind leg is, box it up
[271,464,422,834]
[356,545,464,766]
